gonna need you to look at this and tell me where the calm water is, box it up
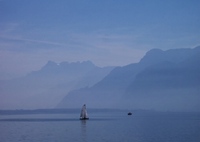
[0,110,200,142]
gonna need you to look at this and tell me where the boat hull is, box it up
[127,112,132,115]
[80,118,89,120]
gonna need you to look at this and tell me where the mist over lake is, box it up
[1,46,200,111]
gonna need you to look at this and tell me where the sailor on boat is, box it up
[80,104,89,120]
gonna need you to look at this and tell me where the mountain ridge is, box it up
[0,61,114,109]
[58,46,200,111]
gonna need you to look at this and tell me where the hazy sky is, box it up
[0,0,200,79]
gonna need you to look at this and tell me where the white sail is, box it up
[80,104,89,120]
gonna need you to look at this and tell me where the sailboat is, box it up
[80,104,89,120]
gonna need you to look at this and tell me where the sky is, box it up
[0,0,200,79]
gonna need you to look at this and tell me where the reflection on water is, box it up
[0,118,78,122]
[0,111,199,142]
[80,120,87,142]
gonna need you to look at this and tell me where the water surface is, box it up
[0,110,199,142]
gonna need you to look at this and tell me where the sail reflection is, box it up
[80,120,87,142]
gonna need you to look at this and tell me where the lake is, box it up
[0,109,200,142]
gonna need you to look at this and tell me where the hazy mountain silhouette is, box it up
[0,61,114,109]
[58,46,200,111]
[124,47,200,111]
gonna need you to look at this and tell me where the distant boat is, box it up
[80,104,89,120]
[127,112,132,115]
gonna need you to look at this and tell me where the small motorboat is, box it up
[127,112,132,115]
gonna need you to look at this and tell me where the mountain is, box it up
[57,46,200,111]
[0,61,114,109]
[124,48,200,111]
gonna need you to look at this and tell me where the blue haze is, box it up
[0,0,200,111]
[58,46,200,111]
[0,61,114,109]
[0,0,200,79]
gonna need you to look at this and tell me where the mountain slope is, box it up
[0,61,114,109]
[58,46,200,111]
